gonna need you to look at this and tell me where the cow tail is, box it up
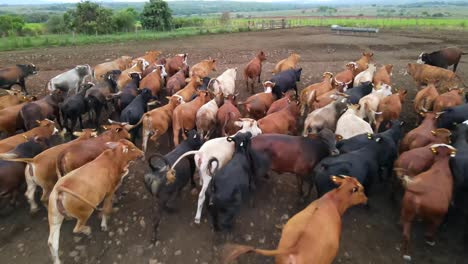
[55,151,68,178]
[207,157,219,177]
[56,186,101,211]
[169,150,199,171]
[222,243,296,264]
[0,157,33,162]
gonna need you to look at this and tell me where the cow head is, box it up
[18,63,38,76]
[406,63,418,77]
[430,128,452,144]
[139,88,154,103]
[385,64,394,76]
[331,175,368,207]
[129,72,142,82]
[35,119,58,135]
[430,144,457,159]
[103,70,122,92]
[76,64,92,77]
[416,52,428,64]
[167,95,185,107]
[322,71,334,81]
[315,128,340,156]
[262,81,275,93]
[362,52,374,62]
[234,118,262,137]
[104,121,132,140]
[346,62,358,71]
[257,51,267,61]
[145,153,171,197]
[294,67,302,82]
[227,131,253,154]
[209,59,217,72]
[106,139,143,166]
[290,52,301,62]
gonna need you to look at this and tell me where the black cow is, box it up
[19,89,66,130]
[417,47,466,72]
[120,88,153,140]
[86,70,121,128]
[344,81,373,104]
[437,104,468,129]
[269,68,302,100]
[60,82,95,133]
[0,64,37,95]
[206,132,265,231]
[119,72,141,111]
[143,130,203,241]
[313,134,396,197]
[0,136,50,211]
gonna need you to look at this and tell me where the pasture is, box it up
[0,27,468,264]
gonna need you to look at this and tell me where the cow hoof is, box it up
[30,207,39,214]
[190,188,199,196]
[425,240,436,246]
[403,255,412,261]
[194,218,201,225]
[101,225,108,232]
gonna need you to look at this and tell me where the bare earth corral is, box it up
[0,27,468,264]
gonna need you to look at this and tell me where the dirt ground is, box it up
[1,27,468,264]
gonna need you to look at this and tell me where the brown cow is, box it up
[130,95,184,153]
[19,89,65,131]
[333,62,358,90]
[48,139,143,264]
[132,50,162,66]
[172,91,211,146]
[55,123,131,177]
[354,52,374,75]
[141,58,167,78]
[217,94,242,136]
[312,89,338,109]
[374,89,407,132]
[300,72,334,115]
[413,82,439,113]
[238,81,276,120]
[190,59,217,78]
[223,175,367,264]
[175,76,203,102]
[432,88,463,112]
[117,60,144,90]
[257,95,300,135]
[165,53,188,77]
[400,144,456,261]
[400,113,451,153]
[373,64,393,88]
[0,64,37,94]
[0,119,57,153]
[244,51,267,94]
[1,129,96,213]
[267,90,297,115]
[394,144,441,178]
[93,56,132,81]
[0,103,28,137]
[140,65,166,97]
[406,63,464,92]
[273,53,300,74]
[0,90,34,110]
[166,65,190,95]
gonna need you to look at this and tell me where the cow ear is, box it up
[234,121,243,128]
[335,134,343,141]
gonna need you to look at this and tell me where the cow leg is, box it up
[79,115,84,129]
[100,193,114,231]
[402,220,412,261]
[173,126,180,146]
[453,63,459,72]
[48,191,64,264]
[73,217,92,236]
[70,118,77,133]
[295,175,304,197]
[151,201,162,243]
[425,216,443,246]
[94,104,102,129]
[19,78,28,95]
[195,175,211,224]
[142,128,152,154]
[25,165,39,214]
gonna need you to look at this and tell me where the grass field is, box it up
[1,16,466,52]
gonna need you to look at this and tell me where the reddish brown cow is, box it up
[267,90,296,115]
[166,65,189,95]
[300,72,334,115]
[354,52,374,75]
[400,144,456,261]
[172,91,211,145]
[0,119,57,153]
[257,96,300,135]
[244,51,267,94]
[140,65,165,97]
[373,64,393,88]
[413,82,439,113]
[333,62,357,90]
[374,89,407,132]
[141,58,167,78]
[0,102,28,137]
[223,175,367,264]
[238,81,276,120]
[175,76,203,102]
[165,54,188,77]
[312,89,338,109]
[394,144,440,178]
[56,124,131,177]
[132,50,162,66]
[432,88,464,112]
[400,112,451,153]
[217,94,242,136]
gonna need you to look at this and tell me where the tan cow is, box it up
[413,82,439,113]
[407,63,464,92]
[244,51,267,94]
[0,119,57,153]
[223,175,367,264]
[432,88,464,112]
[354,52,374,75]
[190,59,217,78]
[373,64,393,88]
[300,72,334,115]
[93,56,132,81]
[117,60,145,90]
[273,53,300,74]
[334,62,358,91]
[0,90,34,110]
[47,139,143,264]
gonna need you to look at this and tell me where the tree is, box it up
[0,15,25,37]
[46,15,68,34]
[69,1,114,35]
[113,8,138,32]
[141,0,173,31]
[220,12,230,25]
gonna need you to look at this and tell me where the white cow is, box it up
[210,68,237,96]
[353,63,376,87]
[196,93,224,140]
[335,104,373,139]
[47,64,92,95]
[169,118,262,224]
[358,84,393,126]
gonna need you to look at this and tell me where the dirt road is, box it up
[0,27,467,264]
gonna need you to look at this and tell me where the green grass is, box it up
[1,17,467,52]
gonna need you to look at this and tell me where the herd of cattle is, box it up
[0,46,467,264]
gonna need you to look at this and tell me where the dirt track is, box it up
[1,27,468,264]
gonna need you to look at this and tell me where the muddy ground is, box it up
[0,27,468,264]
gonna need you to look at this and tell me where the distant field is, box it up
[0,16,467,52]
